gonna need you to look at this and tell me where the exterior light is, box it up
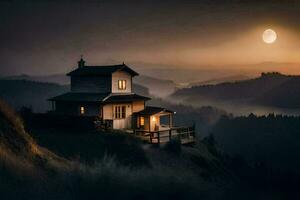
[80,106,85,114]
[140,116,145,126]
[152,116,156,122]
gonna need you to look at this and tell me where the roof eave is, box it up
[120,65,139,76]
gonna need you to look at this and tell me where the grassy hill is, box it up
[0,100,241,200]
[0,100,71,199]
[1,98,300,199]
[172,72,300,109]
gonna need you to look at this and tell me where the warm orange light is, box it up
[140,116,145,126]
[80,106,85,114]
[151,116,156,122]
[118,80,126,90]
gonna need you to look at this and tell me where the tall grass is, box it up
[0,99,219,199]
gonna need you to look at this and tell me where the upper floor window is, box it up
[118,80,126,90]
[114,105,126,119]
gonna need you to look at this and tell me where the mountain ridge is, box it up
[172,72,300,109]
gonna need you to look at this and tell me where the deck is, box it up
[133,126,196,144]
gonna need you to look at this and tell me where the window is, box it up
[118,80,126,90]
[114,105,126,119]
[80,106,85,114]
[140,116,145,126]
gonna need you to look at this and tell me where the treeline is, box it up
[211,113,300,173]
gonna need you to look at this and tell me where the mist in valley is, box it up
[168,96,300,116]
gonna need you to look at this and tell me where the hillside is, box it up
[172,72,300,109]
[0,100,70,190]
[0,99,239,200]
[1,99,299,199]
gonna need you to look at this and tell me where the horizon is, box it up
[3,61,300,81]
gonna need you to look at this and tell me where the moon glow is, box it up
[262,29,277,44]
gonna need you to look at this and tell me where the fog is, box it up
[168,97,300,116]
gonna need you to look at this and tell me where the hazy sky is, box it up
[1,0,300,75]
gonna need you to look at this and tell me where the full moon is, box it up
[262,29,277,44]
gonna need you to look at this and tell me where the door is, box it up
[112,104,132,129]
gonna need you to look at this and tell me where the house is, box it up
[49,58,195,144]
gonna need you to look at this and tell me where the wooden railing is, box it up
[133,126,195,144]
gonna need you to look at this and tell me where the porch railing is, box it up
[133,126,195,144]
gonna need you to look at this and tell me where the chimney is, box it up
[78,56,85,68]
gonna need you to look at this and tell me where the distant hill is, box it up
[187,74,250,88]
[3,74,69,85]
[172,72,300,109]
[3,74,153,97]
[132,83,150,97]
[0,80,69,112]
[133,75,176,98]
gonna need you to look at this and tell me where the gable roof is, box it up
[135,106,174,115]
[49,92,150,103]
[67,64,139,77]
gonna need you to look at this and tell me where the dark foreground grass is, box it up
[29,128,150,167]
[3,100,298,199]
[0,101,211,200]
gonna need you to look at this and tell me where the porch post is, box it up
[148,115,151,132]
[169,113,173,128]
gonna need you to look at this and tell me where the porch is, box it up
[133,106,195,144]
[133,126,195,144]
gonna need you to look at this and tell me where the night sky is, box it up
[1,0,300,75]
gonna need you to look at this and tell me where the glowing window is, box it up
[118,80,126,90]
[140,116,145,126]
[80,106,85,114]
